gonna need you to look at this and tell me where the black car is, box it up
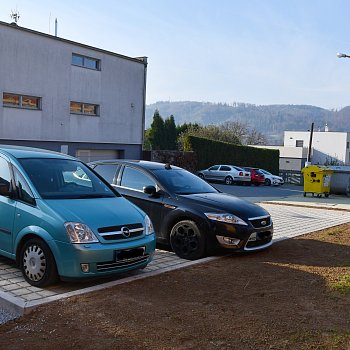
[89,160,273,260]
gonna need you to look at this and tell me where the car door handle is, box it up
[163,204,176,209]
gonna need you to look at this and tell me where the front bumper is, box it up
[50,233,156,278]
[209,216,273,252]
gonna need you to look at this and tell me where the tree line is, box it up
[144,109,267,151]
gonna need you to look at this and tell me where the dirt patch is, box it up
[0,225,350,350]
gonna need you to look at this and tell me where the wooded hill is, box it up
[145,101,349,144]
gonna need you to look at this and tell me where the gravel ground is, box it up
[0,225,350,349]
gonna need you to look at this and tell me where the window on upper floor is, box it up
[3,93,41,110]
[72,53,100,70]
[70,101,99,116]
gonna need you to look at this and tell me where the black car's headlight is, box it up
[204,213,248,226]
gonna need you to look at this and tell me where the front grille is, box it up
[248,216,271,229]
[97,223,144,241]
[96,247,148,271]
[245,231,272,248]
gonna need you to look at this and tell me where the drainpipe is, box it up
[140,57,148,157]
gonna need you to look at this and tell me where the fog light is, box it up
[223,237,241,245]
[216,235,241,247]
[81,263,90,273]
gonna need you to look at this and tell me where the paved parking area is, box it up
[1,203,350,315]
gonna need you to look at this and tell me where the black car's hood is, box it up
[178,192,269,219]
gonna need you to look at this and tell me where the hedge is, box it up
[186,135,279,174]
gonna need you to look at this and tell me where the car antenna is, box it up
[164,163,172,170]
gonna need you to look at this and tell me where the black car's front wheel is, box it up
[170,220,206,260]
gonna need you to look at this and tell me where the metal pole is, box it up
[306,122,314,166]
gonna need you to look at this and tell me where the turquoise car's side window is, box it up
[13,167,36,206]
[0,157,12,197]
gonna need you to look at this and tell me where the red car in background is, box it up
[243,167,265,186]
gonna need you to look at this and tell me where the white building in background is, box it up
[284,130,350,166]
[0,20,147,162]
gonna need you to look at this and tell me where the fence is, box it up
[280,170,303,185]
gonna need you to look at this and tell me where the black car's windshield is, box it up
[154,169,218,195]
[19,158,117,199]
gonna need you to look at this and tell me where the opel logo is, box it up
[121,226,131,238]
[261,220,267,226]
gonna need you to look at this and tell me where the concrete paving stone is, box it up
[0,280,12,287]
[2,284,22,292]
[5,268,19,273]
[0,274,16,280]
[0,270,13,275]
[37,290,60,297]
[6,277,24,284]
[22,293,44,301]
[10,289,35,297]
[16,282,31,288]
[27,286,44,293]
[144,266,159,271]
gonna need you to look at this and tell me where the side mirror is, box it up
[143,185,157,196]
[0,183,11,197]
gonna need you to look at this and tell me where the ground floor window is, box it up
[3,93,41,109]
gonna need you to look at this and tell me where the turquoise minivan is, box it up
[0,146,156,287]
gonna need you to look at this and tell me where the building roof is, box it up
[0,20,147,66]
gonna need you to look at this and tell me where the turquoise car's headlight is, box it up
[204,213,248,226]
[144,215,154,235]
[64,222,99,243]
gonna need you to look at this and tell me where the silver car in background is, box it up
[197,165,251,185]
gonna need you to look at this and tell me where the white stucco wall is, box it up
[0,22,146,145]
[284,131,350,165]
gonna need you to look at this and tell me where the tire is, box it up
[170,220,206,260]
[20,238,58,287]
[325,193,329,198]
[198,173,204,179]
[264,178,271,186]
[225,176,233,185]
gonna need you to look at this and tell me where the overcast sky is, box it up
[2,0,350,109]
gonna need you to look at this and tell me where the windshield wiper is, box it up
[75,193,115,199]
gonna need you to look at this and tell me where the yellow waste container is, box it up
[302,165,333,198]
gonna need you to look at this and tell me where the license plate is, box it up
[115,247,145,261]
[248,233,257,242]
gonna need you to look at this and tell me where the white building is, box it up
[0,20,147,162]
[284,130,350,166]
[251,145,308,172]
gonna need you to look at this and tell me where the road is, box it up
[212,183,304,202]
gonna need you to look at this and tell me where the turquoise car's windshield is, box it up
[19,158,117,199]
[154,169,218,195]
